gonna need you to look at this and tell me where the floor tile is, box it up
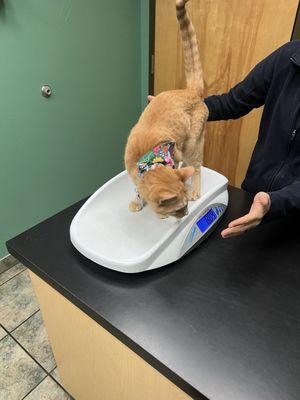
[0,335,46,400]
[0,254,18,274]
[0,270,39,331]
[12,311,56,372]
[24,376,71,399]
[50,367,61,384]
[0,326,7,340]
[0,262,26,285]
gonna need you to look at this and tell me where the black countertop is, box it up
[6,187,300,400]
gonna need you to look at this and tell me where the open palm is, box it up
[221,192,271,238]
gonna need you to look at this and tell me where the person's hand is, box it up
[148,95,155,102]
[221,192,271,238]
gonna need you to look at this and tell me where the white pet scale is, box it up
[70,167,228,273]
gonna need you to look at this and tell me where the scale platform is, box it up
[70,167,228,273]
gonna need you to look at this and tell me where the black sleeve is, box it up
[204,47,281,121]
[264,181,300,222]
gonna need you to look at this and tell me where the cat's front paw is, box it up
[129,201,143,212]
[188,190,200,201]
[157,213,168,219]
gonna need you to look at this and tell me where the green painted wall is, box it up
[0,0,148,258]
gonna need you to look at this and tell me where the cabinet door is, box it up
[154,0,299,186]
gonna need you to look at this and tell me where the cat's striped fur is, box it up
[176,0,203,93]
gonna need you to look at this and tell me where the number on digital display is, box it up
[196,209,217,233]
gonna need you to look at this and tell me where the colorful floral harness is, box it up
[137,142,176,177]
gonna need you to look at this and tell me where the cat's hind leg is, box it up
[184,139,203,200]
[186,126,205,201]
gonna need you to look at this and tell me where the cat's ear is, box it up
[176,166,195,181]
[158,192,178,205]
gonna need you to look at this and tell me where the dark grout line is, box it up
[0,269,73,397]
[49,366,57,375]
[0,261,14,272]
[9,309,40,334]
[22,373,75,400]
[0,266,27,287]
[1,327,48,399]
[0,264,12,275]
[6,329,50,375]
[0,323,10,335]
[3,326,66,396]
[7,333,73,397]
[0,255,19,272]
[47,366,75,397]
[20,375,48,400]
[0,324,8,341]
[48,371,74,398]
[3,323,73,397]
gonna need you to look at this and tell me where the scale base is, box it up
[70,167,228,273]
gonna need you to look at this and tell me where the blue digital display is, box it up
[196,208,217,233]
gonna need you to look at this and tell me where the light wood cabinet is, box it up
[29,272,191,400]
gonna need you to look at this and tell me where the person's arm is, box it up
[204,46,282,121]
[221,181,300,237]
[265,180,300,221]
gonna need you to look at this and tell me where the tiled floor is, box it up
[0,255,73,400]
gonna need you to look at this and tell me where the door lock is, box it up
[41,85,52,98]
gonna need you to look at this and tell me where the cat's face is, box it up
[137,166,194,218]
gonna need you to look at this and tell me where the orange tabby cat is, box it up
[125,0,208,218]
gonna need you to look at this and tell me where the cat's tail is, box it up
[176,0,203,95]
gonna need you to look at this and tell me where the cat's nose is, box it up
[182,205,188,215]
[177,206,188,218]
